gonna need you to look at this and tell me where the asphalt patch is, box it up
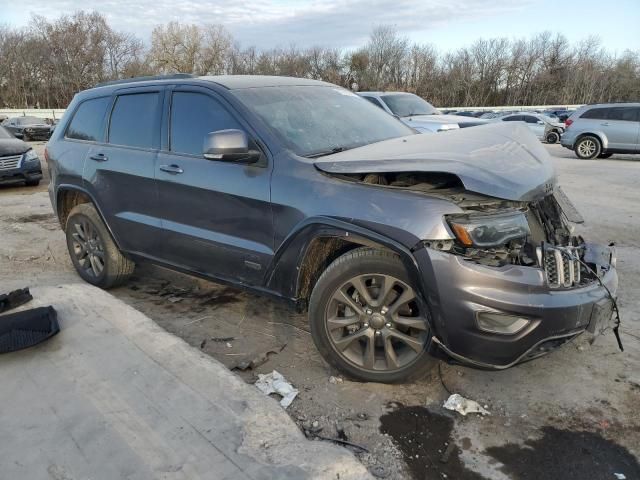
[379,406,487,480]
[486,426,640,480]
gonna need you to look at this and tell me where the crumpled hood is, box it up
[0,138,30,157]
[314,122,556,202]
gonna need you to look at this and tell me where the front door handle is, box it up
[600,122,610,126]
[159,164,184,174]
[89,153,108,162]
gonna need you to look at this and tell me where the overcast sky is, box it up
[2,0,639,52]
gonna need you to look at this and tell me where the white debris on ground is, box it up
[443,393,490,416]
[255,370,299,408]
[614,473,626,479]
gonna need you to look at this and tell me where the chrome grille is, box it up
[539,245,581,288]
[0,155,22,171]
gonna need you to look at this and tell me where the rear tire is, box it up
[574,135,601,159]
[309,247,436,383]
[22,132,30,141]
[65,203,134,289]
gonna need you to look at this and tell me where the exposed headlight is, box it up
[22,149,39,163]
[447,211,530,247]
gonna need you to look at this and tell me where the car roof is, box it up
[580,102,640,108]
[358,91,414,96]
[87,74,333,95]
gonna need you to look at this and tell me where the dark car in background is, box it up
[46,75,618,383]
[2,116,51,141]
[0,126,43,186]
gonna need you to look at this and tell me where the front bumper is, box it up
[416,245,618,368]
[0,163,43,183]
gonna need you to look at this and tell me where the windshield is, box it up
[232,86,414,157]
[17,117,42,125]
[0,126,14,139]
[380,93,440,117]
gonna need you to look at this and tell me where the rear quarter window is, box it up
[66,97,111,142]
[606,107,639,122]
[580,108,609,120]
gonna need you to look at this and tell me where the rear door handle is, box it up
[159,164,184,174]
[89,153,108,162]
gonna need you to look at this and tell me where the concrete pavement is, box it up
[0,283,371,479]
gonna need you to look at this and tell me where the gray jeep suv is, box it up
[561,103,640,159]
[46,75,619,382]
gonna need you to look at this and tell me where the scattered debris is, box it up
[440,442,456,463]
[210,336,235,342]
[226,342,233,348]
[313,434,369,453]
[254,370,298,408]
[0,287,33,313]
[0,306,59,354]
[329,375,343,384]
[370,465,389,478]
[233,345,285,371]
[200,339,207,349]
[614,474,626,480]
[443,394,490,416]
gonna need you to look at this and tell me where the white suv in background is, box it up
[357,92,486,133]
[561,103,640,159]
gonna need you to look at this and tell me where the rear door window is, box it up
[606,107,639,122]
[169,91,242,156]
[66,97,111,142]
[502,115,522,122]
[108,92,160,149]
[581,108,609,120]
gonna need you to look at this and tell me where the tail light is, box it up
[44,146,50,163]
[565,118,573,128]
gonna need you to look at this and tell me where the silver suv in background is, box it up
[357,92,486,133]
[561,103,640,159]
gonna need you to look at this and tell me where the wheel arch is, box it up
[55,184,124,250]
[265,217,427,314]
[575,131,608,150]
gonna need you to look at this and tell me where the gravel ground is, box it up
[1,141,639,480]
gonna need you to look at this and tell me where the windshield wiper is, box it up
[306,146,347,158]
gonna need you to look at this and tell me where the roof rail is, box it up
[93,74,196,89]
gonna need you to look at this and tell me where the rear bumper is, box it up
[416,246,617,368]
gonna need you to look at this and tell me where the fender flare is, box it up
[265,217,439,334]
[54,183,124,251]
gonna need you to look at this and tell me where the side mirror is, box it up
[537,120,544,125]
[203,129,261,164]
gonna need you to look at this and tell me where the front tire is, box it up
[65,203,134,289]
[575,135,601,159]
[309,248,435,383]
[546,131,560,144]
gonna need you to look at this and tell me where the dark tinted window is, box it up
[522,115,540,124]
[581,108,609,120]
[363,96,385,110]
[66,97,110,141]
[170,92,242,155]
[606,107,639,122]
[109,93,160,149]
[502,115,522,122]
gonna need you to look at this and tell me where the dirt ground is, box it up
[2,141,639,480]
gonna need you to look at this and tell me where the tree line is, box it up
[1,12,638,109]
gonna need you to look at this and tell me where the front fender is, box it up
[264,217,439,332]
